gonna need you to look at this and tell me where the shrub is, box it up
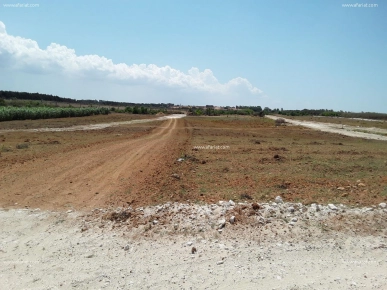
[275,118,286,126]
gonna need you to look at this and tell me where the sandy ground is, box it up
[1,114,387,289]
[0,114,185,133]
[266,116,387,141]
[1,202,386,290]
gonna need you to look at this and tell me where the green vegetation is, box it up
[0,106,109,122]
[277,108,387,120]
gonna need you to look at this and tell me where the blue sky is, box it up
[0,0,386,112]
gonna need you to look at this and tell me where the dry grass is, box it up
[172,116,387,206]
[1,114,386,208]
[283,115,387,130]
[0,112,157,130]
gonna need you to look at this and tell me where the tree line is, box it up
[0,90,174,109]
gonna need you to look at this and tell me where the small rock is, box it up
[229,200,235,206]
[252,203,260,210]
[216,260,224,265]
[337,187,345,191]
[328,204,338,210]
[66,210,73,213]
[218,219,226,229]
[288,206,295,213]
[358,183,366,187]
[291,217,298,222]
[362,207,373,213]
[379,203,387,209]
[177,158,185,162]
[187,241,193,246]
[124,245,130,251]
[171,173,180,180]
[153,220,158,225]
[275,196,283,204]
[191,247,197,254]
[229,216,236,224]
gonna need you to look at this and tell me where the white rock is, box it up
[288,206,295,213]
[291,217,298,222]
[328,204,338,210]
[216,260,224,265]
[186,241,193,246]
[153,220,158,225]
[229,216,236,224]
[66,210,73,213]
[379,203,387,209]
[275,196,283,204]
[229,200,235,206]
[362,207,373,213]
[218,219,226,229]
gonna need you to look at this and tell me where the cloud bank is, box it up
[0,21,262,101]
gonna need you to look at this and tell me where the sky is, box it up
[0,0,386,112]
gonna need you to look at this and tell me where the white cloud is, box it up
[0,21,263,100]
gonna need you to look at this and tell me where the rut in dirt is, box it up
[0,118,191,210]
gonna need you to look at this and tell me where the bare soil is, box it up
[1,114,386,210]
[0,116,191,210]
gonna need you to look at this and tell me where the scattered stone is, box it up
[124,245,130,251]
[275,196,283,204]
[337,187,345,191]
[191,247,197,254]
[153,220,158,225]
[177,158,184,162]
[379,203,386,209]
[288,206,295,213]
[218,219,226,229]
[358,183,366,187]
[229,200,235,206]
[186,241,193,246]
[291,217,298,222]
[216,260,224,265]
[229,216,236,224]
[252,203,260,210]
[328,204,338,210]
[66,210,73,213]
[171,173,180,180]
[362,207,373,213]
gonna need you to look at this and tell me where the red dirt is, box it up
[0,118,191,210]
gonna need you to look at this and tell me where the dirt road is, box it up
[0,114,185,133]
[0,116,190,210]
[266,115,387,141]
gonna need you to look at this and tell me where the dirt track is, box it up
[0,116,190,210]
[266,115,387,141]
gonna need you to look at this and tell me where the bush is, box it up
[275,118,286,126]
